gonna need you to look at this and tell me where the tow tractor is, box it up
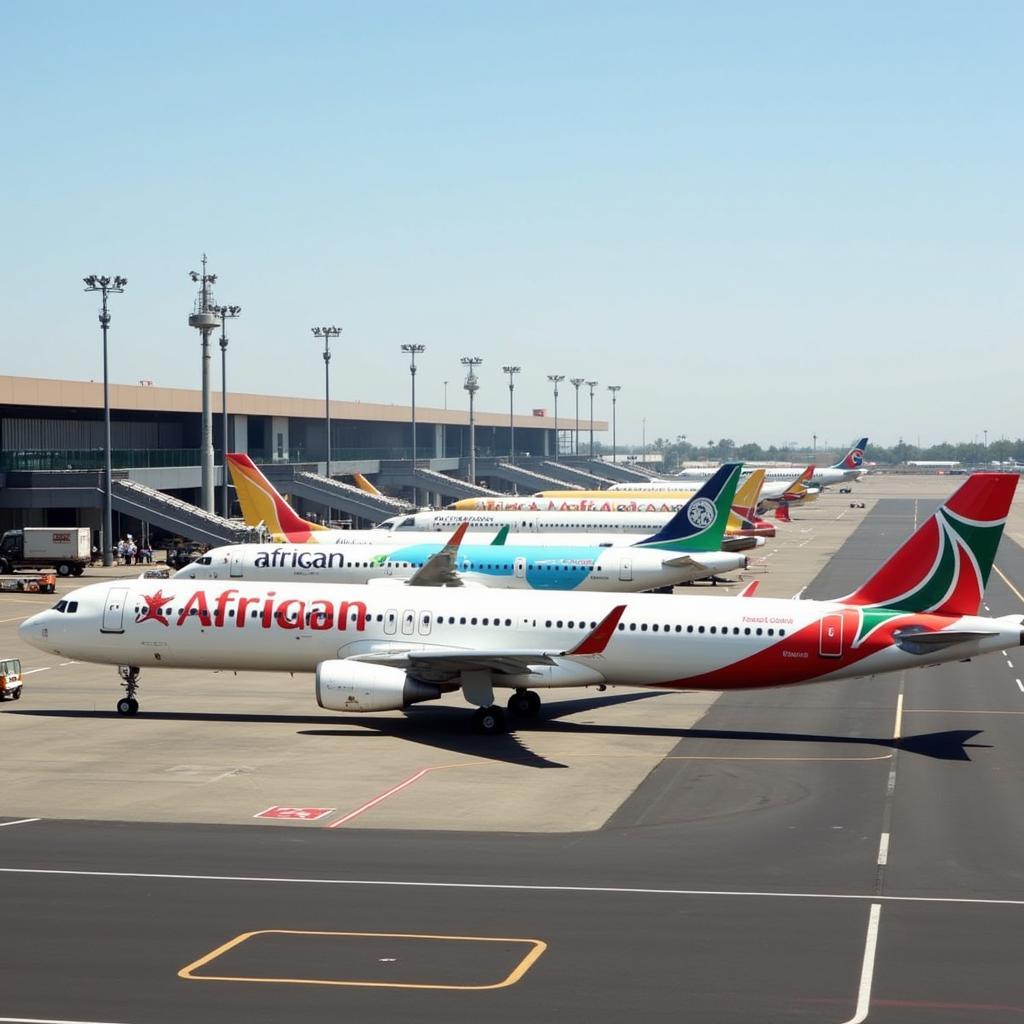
[0,574,56,594]
[0,658,23,702]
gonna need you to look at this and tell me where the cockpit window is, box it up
[67,601,78,613]
[53,600,68,612]
[196,556,212,565]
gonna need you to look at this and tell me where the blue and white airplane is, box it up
[177,465,750,593]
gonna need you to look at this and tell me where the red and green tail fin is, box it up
[837,473,1018,616]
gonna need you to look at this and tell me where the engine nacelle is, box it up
[315,660,441,713]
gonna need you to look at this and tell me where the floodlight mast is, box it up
[461,356,483,485]
[570,377,585,456]
[502,365,521,462]
[402,343,426,504]
[311,326,342,471]
[547,374,564,459]
[83,274,126,567]
[586,380,599,458]
[188,255,220,512]
[607,385,621,464]
[212,304,241,518]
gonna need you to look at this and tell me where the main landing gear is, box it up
[471,706,507,735]
[506,689,541,718]
[116,665,140,716]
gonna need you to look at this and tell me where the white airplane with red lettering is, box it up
[19,475,1022,735]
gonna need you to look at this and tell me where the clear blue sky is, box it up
[3,1,1021,449]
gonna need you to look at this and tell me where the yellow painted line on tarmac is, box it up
[179,928,547,990]
[992,564,1024,606]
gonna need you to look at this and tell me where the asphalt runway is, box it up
[2,481,1024,1021]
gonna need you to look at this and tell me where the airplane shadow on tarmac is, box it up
[10,690,987,766]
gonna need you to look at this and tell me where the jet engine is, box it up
[315,660,441,713]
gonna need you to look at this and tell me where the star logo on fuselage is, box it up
[136,589,173,626]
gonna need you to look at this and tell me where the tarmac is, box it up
[2,472,1024,1021]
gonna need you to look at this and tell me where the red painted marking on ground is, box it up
[255,806,335,821]
[326,763,478,829]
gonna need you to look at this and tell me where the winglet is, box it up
[491,525,510,546]
[441,521,470,555]
[565,604,626,656]
[738,580,760,597]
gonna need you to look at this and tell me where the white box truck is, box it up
[0,527,92,577]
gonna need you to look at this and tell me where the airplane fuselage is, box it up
[21,579,1023,692]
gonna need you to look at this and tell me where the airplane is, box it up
[177,465,750,593]
[448,470,812,511]
[730,469,776,537]
[20,473,1021,735]
[672,438,869,489]
[226,453,762,553]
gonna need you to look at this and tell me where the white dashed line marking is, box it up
[877,833,890,866]
[1017,680,1024,694]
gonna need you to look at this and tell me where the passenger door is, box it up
[514,557,527,579]
[618,556,633,582]
[101,587,128,634]
[401,608,416,635]
[230,551,244,578]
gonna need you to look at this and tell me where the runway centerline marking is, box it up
[892,692,904,740]
[0,818,40,829]
[3,866,1024,907]
[840,904,882,1024]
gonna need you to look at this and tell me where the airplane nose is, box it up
[18,611,49,649]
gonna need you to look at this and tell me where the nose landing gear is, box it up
[117,665,140,715]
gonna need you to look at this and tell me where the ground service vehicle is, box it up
[0,574,56,594]
[0,528,91,577]
[0,658,23,701]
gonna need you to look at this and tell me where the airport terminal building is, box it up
[0,374,626,544]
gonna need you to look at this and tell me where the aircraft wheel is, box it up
[116,698,133,715]
[507,690,541,717]
[472,706,506,735]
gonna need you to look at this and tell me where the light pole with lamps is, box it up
[461,357,482,485]
[607,385,621,464]
[570,377,585,455]
[188,256,219,512]
[547,374,564,459]
[83,274,126,567]
[586,380,599,458]
[402,343,425,505]
[212,304,241,519]
[312,326,342,470]
[503,365,520,461]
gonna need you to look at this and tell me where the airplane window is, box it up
[780,629,786,637]
[460,617,466,624]
[733,628,740,635]
[424,615,431,625]
[767,628,774,636]
[252,609,258,618]
[53,600,67,612]
[557,620,563,628]
[744,627,751,635]
[229,609,235,617]
[617,623,625,631]
[197,556,212,565]
[665,625,670,633]
[698,626,705,634]
[350,612,358,622]
[505,618,512,626]
[471,617,478,625]
[629,623,637,631]
[545,620,552,627]
[709,626,716,634]
[756,628,763,635]
[686,625,693,633]
[641,623,648,632]
[483,617,489,625]
[652,624,659,632]
[67,601,78,613]
[568,620,574,628]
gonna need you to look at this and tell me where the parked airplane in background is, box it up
[21,474,1020,734]
[673,438,869,489]
[226,454,762,552]
[179,466,749,593]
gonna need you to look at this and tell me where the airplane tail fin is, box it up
[731,468,765,526]
[774,503,791,522]
[225,454,326,541]
[635,463,742,552]
[833,438,868,471]
[353,472,383,497]
[782,466,814,501]
[836,473,1017,616]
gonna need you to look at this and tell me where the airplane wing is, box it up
[348,605,627,679]
[405,522,469,587]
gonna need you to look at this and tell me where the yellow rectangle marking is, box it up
[179,928,546,991]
